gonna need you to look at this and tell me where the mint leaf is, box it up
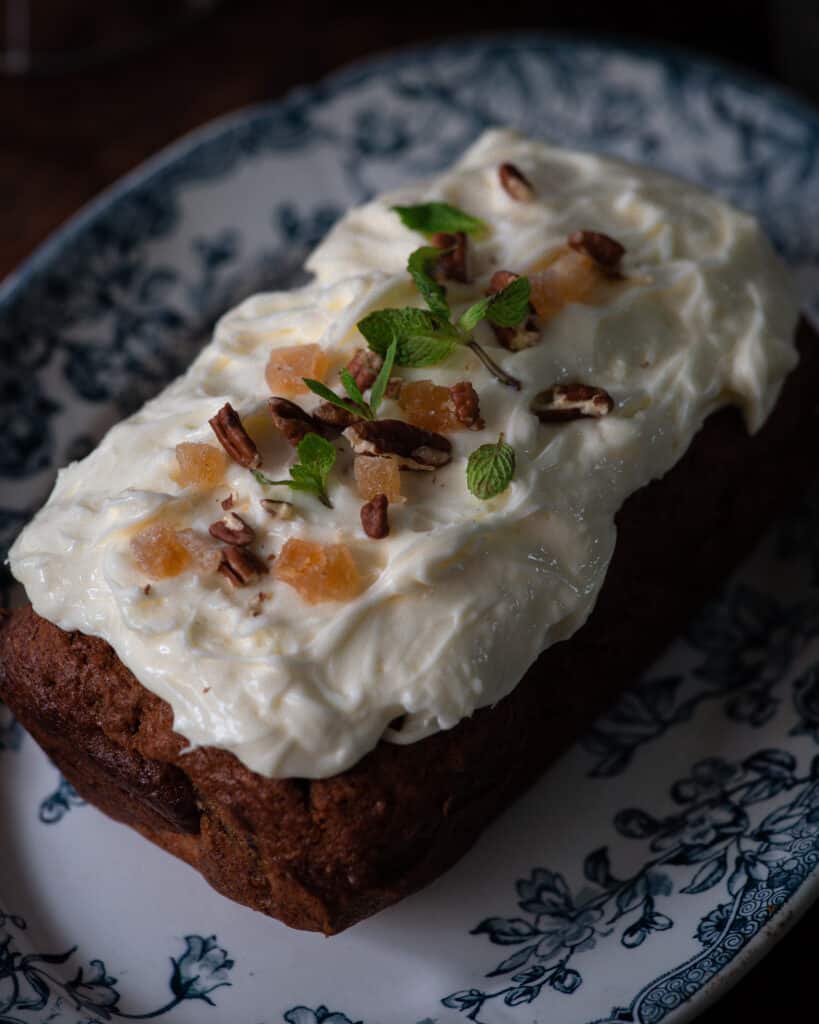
[393,202,487,237]
[252,432,336,508]
[407,246,450,319]
[303,377,367,419]
[339,368,368,409]
[457,296,491,333]
[369,338,398,415]
[466,434,515,500]
[358,308,459,367]
[486,276,531,327]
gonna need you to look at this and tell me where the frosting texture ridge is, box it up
[10,130,799,778]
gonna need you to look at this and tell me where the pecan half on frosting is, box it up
[312,400,359,431]
[209,511,255,546]
[450,381,485,430]
[361,493,389,539]
[531,383,615,422]
[499,162,535,202]
[486,270,542,352]
[209,403,261,468]
[568,230,625,275]
[345,348,383,391]
[344,419,452,470]
[219,546,269,587]
[431,230,471,284]
[269,397,324,446]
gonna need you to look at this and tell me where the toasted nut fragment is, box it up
[385,378,403,400]
[312,400,358,430]
[209,403,261,468]
[343,419,452,471]
[450,381,485,430]
[345,348,383,391]
[487,269,521,295]
[499,162,535,202]
[221,493,235,510]
[361,493,390,539]
[568,230,625,274]
[431,230,470,284]
[486,270,542,351]
[219,546,269,587]
[209,511,255,546]
[260,498,294,519]
[269,396,322,446]
[531,383,615,422]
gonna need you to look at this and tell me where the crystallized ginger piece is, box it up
[276,538,362,604]
[529,247,599,319]
[173,442,228,488]
[398,379,460,433]
[131,524,191,580]
[354,456,404,503]
[177,529,223,574]
[265,344,329,397]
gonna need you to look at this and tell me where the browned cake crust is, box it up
[2,320,819,935]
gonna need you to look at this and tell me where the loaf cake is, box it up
[2,129,814,934]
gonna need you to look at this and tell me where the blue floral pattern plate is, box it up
[3,35,819,1024]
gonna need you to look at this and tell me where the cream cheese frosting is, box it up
[9,129,799,779]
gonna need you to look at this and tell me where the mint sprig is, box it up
[303,339,398,420]
[466,434,516,500]
[393,201,487,237]
[357,244,530,389]
[252,432,336,509]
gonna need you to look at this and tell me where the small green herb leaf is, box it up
[303,378,368,420]
[466,434,516,500]
[358,308,459,367]
[486,276,531,327]
[393,202,487,237]
[407,245,450,319]
[252,432,336,508]
[369,338,398,415]
[339,369,367,409]
[457,297,491,334]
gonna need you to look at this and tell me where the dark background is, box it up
[3,1,818,1018]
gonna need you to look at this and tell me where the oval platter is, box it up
[2,34,819,1024]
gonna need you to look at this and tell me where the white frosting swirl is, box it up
[9,130,798,778]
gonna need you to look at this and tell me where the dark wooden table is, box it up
[2,2,814,1017]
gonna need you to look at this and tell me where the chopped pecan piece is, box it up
[567,230,625,275]
[431,230,470,284]
[345,348,383,391]
[208,403,261,468]
[221,493,235,511]
[313,400,358,431]
[385,378,403,400]
[269,396,322,446]
[260,498,294,520]
[343,419,452,471]
[450,381,485,430]
[219,546,269,587]
[361,493,390,539]
[531,383,615,422]
[486,270,542,351]
[209,511,255,546]
[499,162,535,202]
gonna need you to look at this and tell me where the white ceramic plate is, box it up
[3,35,819,1024]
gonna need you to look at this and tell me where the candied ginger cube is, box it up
[354,456,403,503]
[177,529,223,574]
[398,379,459,433]
[529,247,599,319]
[265,344,329,396]
[174,442,227,487]
[131,524,191,579]
[276,538,362,604]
